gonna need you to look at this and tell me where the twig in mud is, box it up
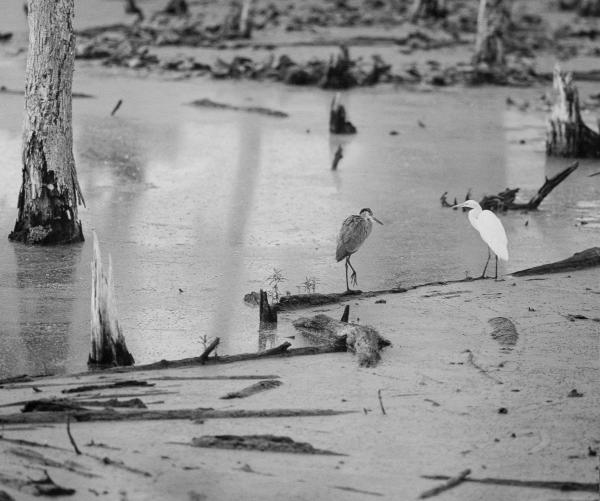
[198,337,220,363]
[463,350,503,384]
[332,145,343,170]
[377,389,386,415]
[419,469,471,499]
[110,99,123,116]
[66,416,81,455]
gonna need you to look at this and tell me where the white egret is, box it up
[453,200,508,279]
[336,208,383,291]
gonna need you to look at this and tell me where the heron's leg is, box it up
[480,248,491,278]
[347,256,358,287]
[344,259,350,291]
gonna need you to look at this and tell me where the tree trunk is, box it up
[546,66,600,157]
[9,0,84,245]
[472,0,511,81]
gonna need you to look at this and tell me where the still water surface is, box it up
[0,46,599,378]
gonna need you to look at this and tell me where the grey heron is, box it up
[453,200,509,279]
[336,208,383,291]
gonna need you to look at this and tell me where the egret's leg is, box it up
[347,256,358,287]
[494,255,498,280]
[480,248,491,278]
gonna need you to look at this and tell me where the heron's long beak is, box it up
[373,216,383,225]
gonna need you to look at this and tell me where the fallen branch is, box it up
[0,470,76,497]
[0,408,354,425]
[62,381,154,394]
[419,469,471,499]
[377,389,386,415]
[66,416,82,455]
[148,375,279,381]
[512,247,600,276]
[442,162,579,211]
[421,474,599,493]
[110,99,123,116]
[9,447,95,478]
[220,379,282,399]
[189,98,288,118]
[198,337,220,364]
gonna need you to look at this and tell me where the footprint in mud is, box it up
[488,317,519,351]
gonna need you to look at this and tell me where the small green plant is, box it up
[265,268,286,302]
[299,276,319,294]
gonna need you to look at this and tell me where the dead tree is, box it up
[409,0,447,21]
[124,0,144,20]
[9,0,84,244]
[546,66,600,157]
[471,0,511,82]
[90,232,134,367]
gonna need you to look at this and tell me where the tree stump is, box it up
[579,0,600,16]
[162,0,188,15]
[90,232,134,367]
[546,66,600,157]
[9,0,84,245]
[259,289,277,324]
[409,0,447,21]
[471,0,512,82]
[220,0,253,39]
[329,93,357,134]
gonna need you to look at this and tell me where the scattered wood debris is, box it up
[419,468,471,499]
[191,434,344,455]
[221,379,282,399]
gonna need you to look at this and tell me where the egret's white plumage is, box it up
[336,208,383,291]
[454,200,509,278]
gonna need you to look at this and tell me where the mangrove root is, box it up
[546,66,600,157]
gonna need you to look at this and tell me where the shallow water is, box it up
[0,15,599,377]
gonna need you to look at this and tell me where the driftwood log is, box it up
[546,66,600,157]
[512,247,600,276]
[89,232,134,367]
[441,161,579,211]
[329,92,356,134]
[293,314,390,367]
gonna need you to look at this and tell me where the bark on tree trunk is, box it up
[9,0,84,245]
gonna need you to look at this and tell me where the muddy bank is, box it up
[0,272,597,500]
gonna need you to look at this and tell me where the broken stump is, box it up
[329,93,357,134]
[89,232,134,367]
[546,66,600,157]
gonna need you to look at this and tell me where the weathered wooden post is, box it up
[9,0,85,245]
[89,232,134,367]
[471,0,512,82]
[546,65,600,157]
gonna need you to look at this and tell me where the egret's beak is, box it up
[373,216,383,225]
[452,202,466,209]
